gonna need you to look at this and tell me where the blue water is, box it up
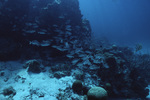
[79,0,150,48]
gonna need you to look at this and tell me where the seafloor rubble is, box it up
[0,0,150,100]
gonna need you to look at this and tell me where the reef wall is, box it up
[0,0,91,60]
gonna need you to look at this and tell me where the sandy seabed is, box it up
[0,61,75,100]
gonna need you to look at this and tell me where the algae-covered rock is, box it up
[24,59,41,73]
[72,80,83,94]
[3,86,16,96]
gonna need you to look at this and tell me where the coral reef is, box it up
[0,0,149,100]
[87,87,108,100]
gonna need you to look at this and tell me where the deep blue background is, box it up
[79,0,150,48]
